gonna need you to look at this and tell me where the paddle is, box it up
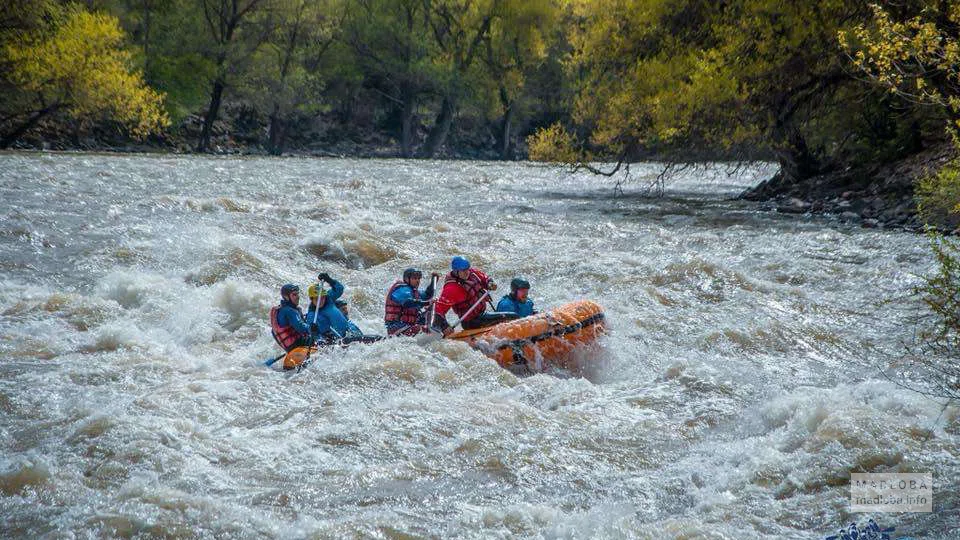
[428,274,439,330]
[417,289,491,345]
[303,280,326,364]
[449,290,490,331]
[312,281,322,327]
[264,352,285,367]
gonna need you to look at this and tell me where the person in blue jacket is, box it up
[496,278,537,317]
[334,300,363,338]
[304,272,351,343]
[269,284,313,351]
[334,299,384,343]
[384,267,438,336]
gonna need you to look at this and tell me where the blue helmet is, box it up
[451,256,470,271]
[280,283,299,298]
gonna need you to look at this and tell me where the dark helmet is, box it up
[402,267,423,282]
[510,278,530,291]
[334,299,348,308]
[451,256,470,271]
[280,283,300,298]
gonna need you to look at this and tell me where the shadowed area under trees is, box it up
[0,0,956,198]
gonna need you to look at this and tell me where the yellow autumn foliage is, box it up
[841,3,960,138]
[528,123,579,163]
[530,0,864,168]
[3,4,168,139]
[842,3,960,227]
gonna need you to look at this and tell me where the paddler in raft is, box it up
[335,298,384,344]
[269,284,314,351]
[305,272,383,345]
[384,267,438,337]
[433,256,517,334]
[496,277,537,317]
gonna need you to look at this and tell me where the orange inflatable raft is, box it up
[448,299,607,373]
[275,300,606,372]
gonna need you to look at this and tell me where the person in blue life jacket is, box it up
[496,278,537,317]
[384,267,438,336]
[304,272,350,343]
[269,284,313,351]
[334,299,384,344]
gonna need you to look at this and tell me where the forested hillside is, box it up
[2,1,957,194]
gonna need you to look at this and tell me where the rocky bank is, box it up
[741,144,956,231]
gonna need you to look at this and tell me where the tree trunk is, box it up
[142,0,153,78]
[268,104,284,156]
[498,86,513,160]
[419,96,454,158]
[400,91,416,158]
[197,78,225,152]
[774,129,820,180]
[499,106,514,160]
[0,104,59,149]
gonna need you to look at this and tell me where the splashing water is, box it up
[0,154,956,538]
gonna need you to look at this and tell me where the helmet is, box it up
[334,299,348,308]
[510,278,530,291]
[280,283,299,297]
[451,256,470,271]
[402,267,423,282]
[307,283,328,300]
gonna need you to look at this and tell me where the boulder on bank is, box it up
[741,144,956,231]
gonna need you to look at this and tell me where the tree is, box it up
[195,0,268,152]
[340,0,437,157]
[836,2,960,401]
[840,2,960,138]
[0,3,168,148]
[245,0,340,155]
[418,0,500,158]
[93,0,215,123]
[481,0,555,159]
[529,0,900,181]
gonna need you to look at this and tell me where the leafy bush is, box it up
[916,160,960,231]
[527,123,578,163]
[908,232,960,400]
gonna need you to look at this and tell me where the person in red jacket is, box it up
[433,256,516,334]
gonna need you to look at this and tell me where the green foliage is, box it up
[0,2,169,144]
[527,123,578,162]
[845,4,960,398]
[906,232,960,400]
[841,2,960,139]
[0,0,946,166]
[555,0,922,176]
[916,161,960,230]
[921,233,960,348]
[340,0,439,97]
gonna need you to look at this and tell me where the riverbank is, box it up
[741,144,956,232]
[6,104,520,161]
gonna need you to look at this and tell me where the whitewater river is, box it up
[0,153,956,539]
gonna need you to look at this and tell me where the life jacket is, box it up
[384,280,421,325]
[270,305,303,351]
[444,270,487,321]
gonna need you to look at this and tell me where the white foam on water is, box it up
[0,154,955,538]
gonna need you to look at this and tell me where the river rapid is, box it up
[0,154,956,539]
